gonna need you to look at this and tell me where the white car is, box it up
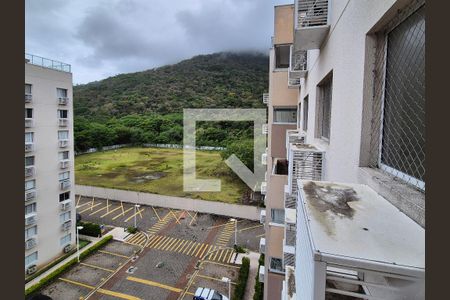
[193,287,228,300]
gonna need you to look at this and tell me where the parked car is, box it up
[193,287,228,300]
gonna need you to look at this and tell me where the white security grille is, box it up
[58,97,68,105]
[289,45,307,88]
[60,179,71,190]
[25,118,34,128]
[25,214,37,226]
[284,185,297,209]
[25,190,36,202]
[286,130,306,158]
[62,220,72,231]
[288,143,324,195]
[284,251,295,268]
[25,166,35,177]
[296,0,329,28]
[60,200,72,211]
[59,140,69,148]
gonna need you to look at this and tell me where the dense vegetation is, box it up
[233,257,251,300]
[73,52,268,161]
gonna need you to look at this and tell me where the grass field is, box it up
[75,147,249,203]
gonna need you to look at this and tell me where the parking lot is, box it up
[39,196,263,300]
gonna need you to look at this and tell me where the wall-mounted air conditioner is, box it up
[63,244,73,253]
[62,220,72,231]
[25,238,37,250]
[60,179,71,190]
[25,213,37,226]
[25,142,34,152]
[59,139,69,148]
[25,166,35,177]
[25,190,36,202]
[259,238,266,254]
[58,97,69,105]
[26,264,37,275]
[60,200,72,211]
[260,209,266,224]
[259,265,265,283]
[60,159,70,169]
[25,94,32,103]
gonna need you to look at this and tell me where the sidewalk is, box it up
[242,251,260,300]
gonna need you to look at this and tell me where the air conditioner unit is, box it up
[259,265,265,283]
[25,238,37,250]
[25,190,36,202]
[25,118,34,128]
[25,214,37,226]
[25,166,35,177]
[62,220,72,231]
[259,238,266,254]
[26,264,37,275]
[60,179,71,190]
[261,153,267,166]
[260,181,267,195]
[262,124,268,135]
[60,200,71,211]
[25,94,32,103]
[58,97,68,105]
[63,244,72,253]
[60,160,70,169]
[260,209,266,224]
[58,118,68,127]
[59,140,69,148]
[286,130,306,158]
[25,143,34,152]
[262,93,269,104]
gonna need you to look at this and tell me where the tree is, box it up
[221,139,254,171]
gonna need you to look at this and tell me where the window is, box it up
[58,130,69,140]
[269,257,284,272]
[58,110,68,119]
[25,84,32,95]
[25,132,34,143]
[25,203,36,215]
[273,108,297,123]
[316,73,333,140]
[59,191,70,202]
[303,96,309,131]
[60,211,71,223]
[60,233,71,246]
[57,88,67,98]
[25,226,37,239]
[25,108,33,119]
[59,151,69,160]
[59,171,70,182]
[25,252,38,266]
[297,103,302,128]
[25,156,35,167]
[25,180,35,191]
[275,44,290,69]
[270,208,285,224]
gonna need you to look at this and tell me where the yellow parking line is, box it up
[148,236,164,248]
[76,195,81,206]
[98,250,130,259]
[152,206,161,221]
[134,235,147,246]
[217,249,225,262]
[76,201,91,210]
[181,241,193,254]
[203,260,240,269]
[89,204,112,216]
[239,224,264,232]
[186,241,198,255]
[199,244,211,258]
[159,237,174,250]
[189,243,200,256]
[98,288,141,300]
[173,239,187,253]
[145,235,158,247]
[256,233,265,238]
[100,206,122,218]
[154,236,170,249]
[195,244,207,257]
[59,277,94,289]
[126,233,142,243]
[80,262,114,273]
[197,274,236,285]
[212,248,220,261]
[189,212,198,226]
[226,250,234,263]
[169,210,181,224]
[112,207,133,220]
[79,203,102,214]
[167,238,181,251]
[162,237,177,251]
[127,276,182,293]
[124,208,145,222]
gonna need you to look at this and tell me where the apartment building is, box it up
[260,1,425,299]
[25,54,76,275]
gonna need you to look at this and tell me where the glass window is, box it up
[270,209,285,224]
[59,151,69,160]
[25,180,35,191]
[25,108,33,119]
[275,44,290,69]
[303,96,309,131]
[25,84,32,95]
[57,88,67,98]
[25,226,37,239]
[60,211,71,223]
[25,252,38,266]
[274,108,297,123]
[316,74,333,140]
[25,156,35,167]
[60,233,71,246]
[59,192,70,202]
[270,257,283,272]
[25,132,34,143]
[58,130,69,140]
[58,110,68,119]
[25,203,36,215]
[59,171,70,181]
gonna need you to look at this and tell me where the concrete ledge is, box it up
[358,167,425,227]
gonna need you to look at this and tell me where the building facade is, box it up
[25,54,76,275]
[261,1,425,299]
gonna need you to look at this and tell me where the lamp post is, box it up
[230,218,237,246]
[221,277,231,300]
[134,204,140,229]
[76,226,83,262]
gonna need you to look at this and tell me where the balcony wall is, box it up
[270,71,299,106]
[274,4,295,45]
[270,124,297,158]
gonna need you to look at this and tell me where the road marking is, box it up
[126,276,182,293]
[76,195,81,206]
[80,262,115,273]
[174,239,187,252]
[100,206,122,218]
[124,208,145,222]
[154,236,170,249]
[161,237,176,251]
[97,288,141,300]
[76,201,91,209]
[144,235,158,247]
[78,203,102,214]
[197,274,236,285]
[202,260,240,269]
[189,243,200,256]
[212,248,220,261]
[169,209,181,224]
[239,224,264,232]
[225,249,234,263]
[148,235,164,248]
[167,238,180,251]
[157,237,173,250]
[98,250,130,259]
[59,277,94,289]
[112,207,133,220]
[207,220,244,229]
[196,244,208,257]
[89,204,112,216]
[189,211,198,226]
[182,241,194,254]
[151,206,161,221]
[199,244,210,258]
[256,233,265,238]
[217,249,225,262]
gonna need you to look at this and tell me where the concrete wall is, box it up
[75,185,262,221]
[273,5,295,45]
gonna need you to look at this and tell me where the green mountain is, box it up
[74,52,269,119]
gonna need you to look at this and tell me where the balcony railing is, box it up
[59,139,69,148]
[61,220,72,231]
[58,118,68,127]
[25,53,71,73]
[25,237,37,250]
[25,190,36,202]
[25,213,37,226]
[60,179,71,190]
[25,94,32,103]
[288,45,308,88]
[58,97,69,105]
[60,199,72,211]
[25,142,34,152]
[294,0,330,50]
[25,166,35,178]
[262,93,269,104]
[286,129,306,158]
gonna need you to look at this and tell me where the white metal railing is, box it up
[25,166,35,177]
[58,97,69,105]
[60,179,71,190]
[25,213,37,226]
[25,142,34,152]
[59,139,69,148]
[25,53,71,73]
[262,93,269,104]
[58,118,68,127]
[261,181,267,195]
[60,199,72,211]
[25,190,36,202]
[25,94,32,103]
[296,0,329,28]
[290,45,308,72]
[25,237,37,250]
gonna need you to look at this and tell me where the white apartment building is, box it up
[261,1,425,299]
[25,54,76,275]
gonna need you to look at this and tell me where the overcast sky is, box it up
[26,0,290,84]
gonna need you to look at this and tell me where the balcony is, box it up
[288,45,308,88]
[25,190,36,202]
[284,185,296,209]
[25,142,34,152]
[294,0,330,50]
[25,166,35,178]
[60,179,71,190]
[60,199,72,211]
[25,213,37,226]
[58,118,68,127]
[25,53,71,73]
[25,94,32,103]
[284,208,296,248]
[61,220,72,231]
[25,237,37,250]
[283,243,295,268]
[59,139,69,148]
[60,159,70,169]
[262,93,269,105]
[273,158,288,176]
[25,118,34,128]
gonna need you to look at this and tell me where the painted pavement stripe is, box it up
[127,276,182,293]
